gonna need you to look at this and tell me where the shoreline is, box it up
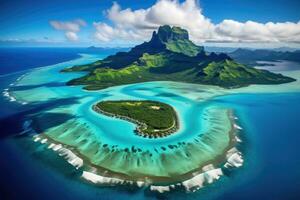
[30,109,243,193]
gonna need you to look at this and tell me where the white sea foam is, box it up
[234,124,242,130]
[181,173,205,191]
[150,185,170,193]
[57,147,83,169]
[235,136,242,142]
[226,147,238,157]
[225,153,244,168]
[3,90,17,102]
[81,171,126,185]
[225,148,244,168]
[33,135,84,169]
[136,181,145,187]
[181,164,223,192]
[33,136,41,142]
[3,91,8,97]
[204,168,223,184]
[52,144,62,151]
[10,97,16,102]
[48,143,56,149]
[3,90,27,105]
[41,138,48,144]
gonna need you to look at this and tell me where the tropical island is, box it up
[62,25,295,90]
[48,25,296,191]
[93,100,179,138]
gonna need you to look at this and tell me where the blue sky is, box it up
[0,0,299,47]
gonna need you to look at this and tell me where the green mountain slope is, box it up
[229,48,300,65]
[62,25,295,90]
[198,60,293,87]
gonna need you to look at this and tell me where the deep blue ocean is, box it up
[0,47,127,75]
[0,48,79,75]
[0,48,300,200]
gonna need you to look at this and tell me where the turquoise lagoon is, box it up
[9,53,241,188]
[3,55,300,199]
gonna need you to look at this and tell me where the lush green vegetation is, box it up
[62,25,295,90]
[158,25,203,56]
[94,100,179,138]
[229,48,300,65]
[198,60,294,87]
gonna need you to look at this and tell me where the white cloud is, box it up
[65,31,79,41]
[93,0,300,45]
[50,19,86,41]
[215,20,300,43]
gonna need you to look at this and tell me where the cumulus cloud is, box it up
[65,31,79,41]
[50,19,86,41]
[214,20,300,43]
[93,0,300,45]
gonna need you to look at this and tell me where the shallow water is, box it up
[8,53,236,180]
[1,57,300,199]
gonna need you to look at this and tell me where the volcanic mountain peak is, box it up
[62,25,295,90]
[154,25,189,42]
